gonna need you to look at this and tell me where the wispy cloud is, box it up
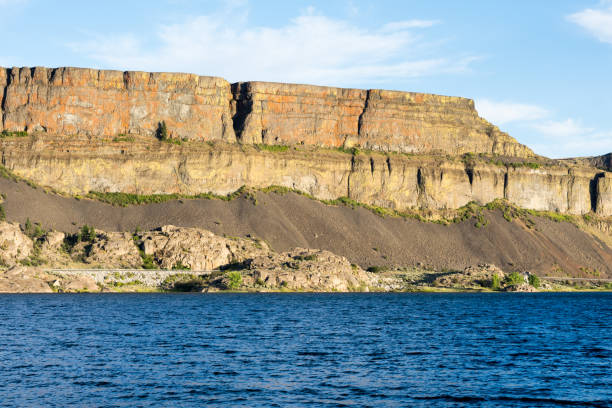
[476,99,549,124]
[567,4,612,44]
[532,118,594,138]
[381,20,440,31]
[530,131,612,158]
[476,99,610,158]
[67,6,473,86]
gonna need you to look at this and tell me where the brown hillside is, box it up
[2,177,610,278]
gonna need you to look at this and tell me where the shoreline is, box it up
[1,267,610,294]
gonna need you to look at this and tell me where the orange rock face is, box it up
[1,66,532,156]
[231,82,532,157]
[355,90,531,157]
[0,67,235,141]
[231,81,366,147]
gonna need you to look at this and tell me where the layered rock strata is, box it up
[232,83,530,156]
[1,137,610,216]
[0,67,235,141]
[1,66,531,156]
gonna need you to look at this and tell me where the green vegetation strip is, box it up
[0,130,28,138]
[86,187,247,207]
[84,185,593,227]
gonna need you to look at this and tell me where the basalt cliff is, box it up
[1,66,610,217]
[0,66,611,287]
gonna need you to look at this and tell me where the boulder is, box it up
[0,222,33,266]
[140,225,268,270]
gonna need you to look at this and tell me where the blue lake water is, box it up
[0,293,610,407]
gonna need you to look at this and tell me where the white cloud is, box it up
[529,119,610,158]
[381,20,440,31]
[475,99,610,158]
[530,131,612,158]
[476,99,549,124]
[567,5,612,44]
[532,118,594,138]
[68,8,472,86]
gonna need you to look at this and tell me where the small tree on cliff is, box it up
[156,121,168,141]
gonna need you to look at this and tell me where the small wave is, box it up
[212,371,239,376]
[297,351,330,356]
[414,395,609,407]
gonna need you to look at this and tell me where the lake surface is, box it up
[0,293,610,407]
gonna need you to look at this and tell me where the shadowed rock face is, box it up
[1,66,532,156]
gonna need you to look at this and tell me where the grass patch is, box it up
[86,186,247,207]
[163,138,183,145]
[255,144,289,153]
[335,146,361,155]
[507,162,540,170]
[112,134,135,142]
[486,199,574,226]
[0,130,28,138]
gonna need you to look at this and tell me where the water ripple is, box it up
[0,292,610,407]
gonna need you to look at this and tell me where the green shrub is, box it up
[528,274,541,288]
[505,271,524,286]
[139,250,156,269]
[226,271,242,289]
[79,225,96,242]
[0,204,5,221]
[23,219,46,241]
[491,273,501,290]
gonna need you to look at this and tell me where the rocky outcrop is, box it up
[85,232,142,268]
[563,153,612,172]
[0,266,53,293]
[244,248,370,291]
[1,66,610,216]
[596,173,612,217]
[433,264,506,289]
[231,82,532,156]
[1,67,235,142]
[0,223,373,292]
[0,222,33,266]
[1,137,610,216]
[2,66,531,156]
[139,225,269,270]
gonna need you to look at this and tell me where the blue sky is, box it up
[1,0,611,158]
